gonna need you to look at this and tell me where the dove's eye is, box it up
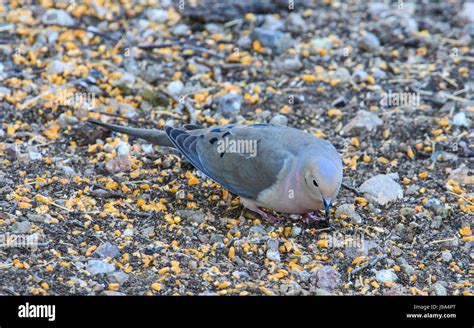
[312,179,319,187]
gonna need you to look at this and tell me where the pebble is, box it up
[359,32,380,52]
[94,242,120,259]
[269,114,288,126]
[87,260,116,275]
[146,9,168,23]
[375,269,398,283]
[254,28,294,54]
[42,9,75,27]
[430,282,447,296]
[274,56,303,73]
[453,112,471,128]
[285,13,306,32]
[107,271,129,285]
[341,110,383,135]
[58,165,77,177]
[28,150,43,161]
[171,24,190,36]
[10,221,32,234]
[176,210,206,223]
[116,141,130,156]
[359,174,403,205]
[312,266,341,290]
[141,144,154,154]
[167,80,184,96]
[27,214,47,223]
[441,250,452,262]
[262,15,284,31]
[266,249,281,262]
[310,37,332,51]
[459,2,474,23]
[215,93,243,118]
[335,203,363,224]
[105,155,132,174]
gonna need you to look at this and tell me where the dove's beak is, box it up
[323,198,332,218]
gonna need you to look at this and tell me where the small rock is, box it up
[171,24,190,36]
[375,269,398,283]
[310,37,332,51]
[441,250,452,262]
[351,69,368,82]
[107,271,129,285]
[359,174,403,205]
[269,114,288,126]
[453,112,471,128]
[459,2,474,23]
[176,210,206,223]
[331,95,347,108]
[254,28,294,54]
[313,288,333,296]
[94,242,120,259]
[42,9,75,27]
[266,249,281,262]
[291,226,302,237]
[87,260,116,275]
[430,282,447,296]
[105,155,131,174]
[47,60,73,75]
[10,221,32,234]
[262,15,284,31]
[146,9,168,23]
[335,204,363,224]
[274,56,303,73]
[28,150,43,161]
[359,32,380,52]
[237,35,252,48]
[58,165,77,177]
[167,80,184,96]
[341,110,383,135]
[312,266,341,290]
[141,144,154,154]
[285,13,306,32]
[215,93,243,118]
[27,214,47,223]
[116,141,130,156]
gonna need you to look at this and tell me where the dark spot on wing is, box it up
[211,127,223,133]
[249,123,272,127]
[209,137,218,144]
[220,152,225,158]
[222,131,230,138]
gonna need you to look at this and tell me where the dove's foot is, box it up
[252,208,283,224]
[302,212,326,223]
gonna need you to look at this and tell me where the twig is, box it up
[159,89,197,124]
[429,237,456,245]
[342,183,363,196]
[137,42,225,59]
[350,254,387,277]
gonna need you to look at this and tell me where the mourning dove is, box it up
[88,120,343,223]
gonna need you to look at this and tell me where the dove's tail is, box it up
[87,119,174,147]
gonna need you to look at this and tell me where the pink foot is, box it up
[252,208,283,224]
[302,212,326,223]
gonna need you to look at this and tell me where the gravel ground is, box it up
[0,1,472,296]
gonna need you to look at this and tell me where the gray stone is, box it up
[262,15,284,31]
[116,141,130,157]
[27,214,47,223]
[430,282,447,296]
[375,269,398,283]
[171,24,190,36]
[441,250,452,263]
[341,110,383,135]
[87,259,116,275]
[94,242,120,259]
[459,2,474,23]
[107,271,129,285]
[359,174,403,205]
[269,114,288,126]
[47,60,74,75]
[266,249,281,262]
[146,9,168,23]
[335,203,363,224]
[285,13,306,32]
[42,9,75,27]
[310,37,332,51]
[254,28,294,54]
[176,210,206,223]
[359,32,380,52]
[10,221,32,234]
[274,56,303,73]
[215,93,243,118]
[453,112,471,128]
[312,266,341,290]
[58,165,77,177]
[167,80,184,96]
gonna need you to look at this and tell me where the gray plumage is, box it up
[88,119,343,219]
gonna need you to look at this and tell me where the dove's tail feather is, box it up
[87,119,174,147]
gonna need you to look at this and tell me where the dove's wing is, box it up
[165,124,318,199]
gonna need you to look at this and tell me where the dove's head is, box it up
[303,156,343,217]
